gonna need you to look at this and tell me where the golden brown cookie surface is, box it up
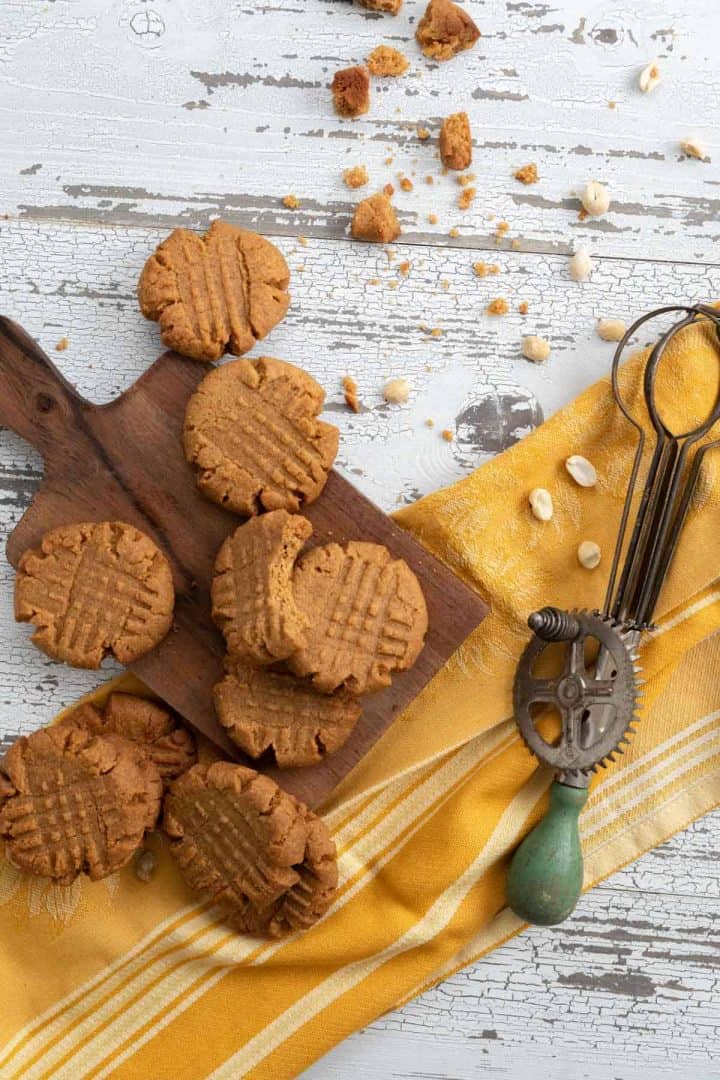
[14,522,175,670]
[163,762,338,937]
[440,112,472,170]
[214,659,362,768]
[63,692,197,786]
[289,541,428,694]
[138,221,290,361]
[416,0,480,60]
[351,193,401,244]
[0,725,162,884]
[331,65,371,118]
[183,356,338,516]
[358,0,402,12]
[212,510,312,665]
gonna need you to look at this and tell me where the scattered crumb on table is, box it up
[514,163,538,185]
[343,375,361,413]
[486,298,509,316]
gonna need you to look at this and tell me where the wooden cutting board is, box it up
[0,317,488,807]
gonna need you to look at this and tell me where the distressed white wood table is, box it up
[1,2,718,1077]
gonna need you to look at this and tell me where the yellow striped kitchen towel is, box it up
[1,318,720,1080]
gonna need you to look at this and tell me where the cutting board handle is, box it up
[0,317,85,459]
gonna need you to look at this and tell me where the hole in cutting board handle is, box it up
[0,316,84,455]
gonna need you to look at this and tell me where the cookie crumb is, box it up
[384,182,395,196]
[399,260,411,276]
[486,298,509,316]
[343,375,361,413]
[448,227,460,237]
[458,186,476,210]
[416,0,481,61]
[55,337,69,352]
[439,111,472,170]
[428,213,438,224]
[417,127,430,141]
[332,65,371,118]
[495,221,509,240]
[441,280,450,290]
[425,418,435,428]
[425,174,434,184]
[514,163,538,185]
[384,377,410,403]
[473,261,500,277]
[441,428,454,442]
[518,301,529,314]
[430,327,443,337]
[608,100,617,109]
[344,165,370,189]
[400,177,414,192]
[510,238,522,250]
[297,235,308,246]
[368,45,409,77]
[359,0,403,12]
[282,195,300,209]
[351,192,401,243]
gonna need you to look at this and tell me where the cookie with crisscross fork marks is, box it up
[183,356,339,516]
[163,762,338,937]
[289,541,428,694]
[14,522,175,669]
[212,510,312,665]
[62,692,196,787]
[0,724,162,884]
[138,221,291,362]
[214,659,362,768]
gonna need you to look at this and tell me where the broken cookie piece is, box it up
[440,112,472,170]
[212,510,313,665]
[367,45,409,77]
[351,192,401,243]
[332,65,371,118]
[416,0,480,61]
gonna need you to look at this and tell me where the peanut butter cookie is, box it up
[289,541,428,694]
[138,221,290,361]
[163,762,338,937]
[212,510,312,665]
[0,724,162,884]
[416,0,480,61]
[183,356,338,516]
[15,522,175,670]
[63,692,196,786]
[214,659,362,768]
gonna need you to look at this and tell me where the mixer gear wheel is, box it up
[513,609,641,783]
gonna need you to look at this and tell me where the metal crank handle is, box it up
[507,619,640,926]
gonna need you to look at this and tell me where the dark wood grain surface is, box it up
[0,316,488,805]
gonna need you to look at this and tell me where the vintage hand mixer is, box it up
[506,304,720,925]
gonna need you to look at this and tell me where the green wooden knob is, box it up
[506,781,589,926]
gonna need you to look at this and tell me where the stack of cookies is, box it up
[1,221,429,938]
